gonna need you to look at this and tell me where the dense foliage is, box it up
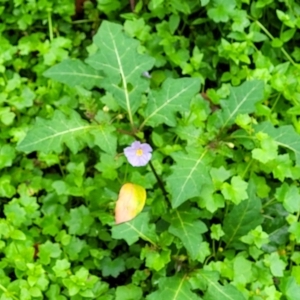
[1,0,300,299]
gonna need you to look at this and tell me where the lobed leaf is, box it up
[146,276,199,300]
[90,125,117,154]
[168,209,207,260]
[111,212,157,245]
[43,59,103,89]
[86,21,155,119]
[218,80,264,128]
[255,121,300,165]
[17,110,94,154]
[166,147,211,208]
[141,77,201,127]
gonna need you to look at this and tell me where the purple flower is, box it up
[124,141,153,167]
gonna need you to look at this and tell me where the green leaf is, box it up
[210,166,232,189]
[255,121,300,165]
[102,257,125,278]
[289,222,300,243]
[10,229,26,240]
[0,175,16,198]
[38,241,62,265]
[86,21,155,120]
[218,80,264,128]
[203,282,245,300]
[264,252,286,277]
[141,246,171,271]
[168,209,207,260]
[210,224,225,241]
[166,148,211,208]
[280,276,300,300]
[115,284,143,300]
[0,107,15,125]
[252,132,278,163]
[146,276,199,300]
[64,205,94,236]
[194,270,245,300]
[275,183,300,214]
[0,144,16,169]
[141,77,201,127]
[111,212,158,246]
[221,176,248,204]
[233,256,252,285]
[43,59,103,89]
[17,110,93,154]
[90,124,117,154]
[240,225,269,248]
[207,0,236,23]
[53,259,71,278]
[222,178,263,247]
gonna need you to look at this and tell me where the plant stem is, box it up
[48,10,53,42]
[72,19,94,24]
[149,161,168,199]
[270,93,281,113]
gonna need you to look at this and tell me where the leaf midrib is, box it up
[18,124,96,150]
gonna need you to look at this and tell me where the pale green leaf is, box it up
[219,80,264,128]
[221,176,248,204]
[141,246,171,271]
[275,184,300,214]
[115,284,143,300]
[168,209,208,260]
[264,252,286,277]
[252,133,278,163]
[142,77,201,127]
[17,110,94,154]
[166,148,211,208]
[255,121,300,165]
[111,212,157,245]
[198,184,225,213]
[0,144,16,169]
[43,59,103,89]
[222,179,263,247]
[233,256,252,285]
[146,276,199,300]
[86,21,155,118]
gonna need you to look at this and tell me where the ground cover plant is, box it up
[1,0,300,299]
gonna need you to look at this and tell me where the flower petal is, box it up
[124,141,153,167]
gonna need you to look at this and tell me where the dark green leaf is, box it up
[168,209,207,260]
[222,178,263,247]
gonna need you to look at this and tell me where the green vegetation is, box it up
[1,0,300,299]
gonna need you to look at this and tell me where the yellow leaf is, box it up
[115,183,146,224]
